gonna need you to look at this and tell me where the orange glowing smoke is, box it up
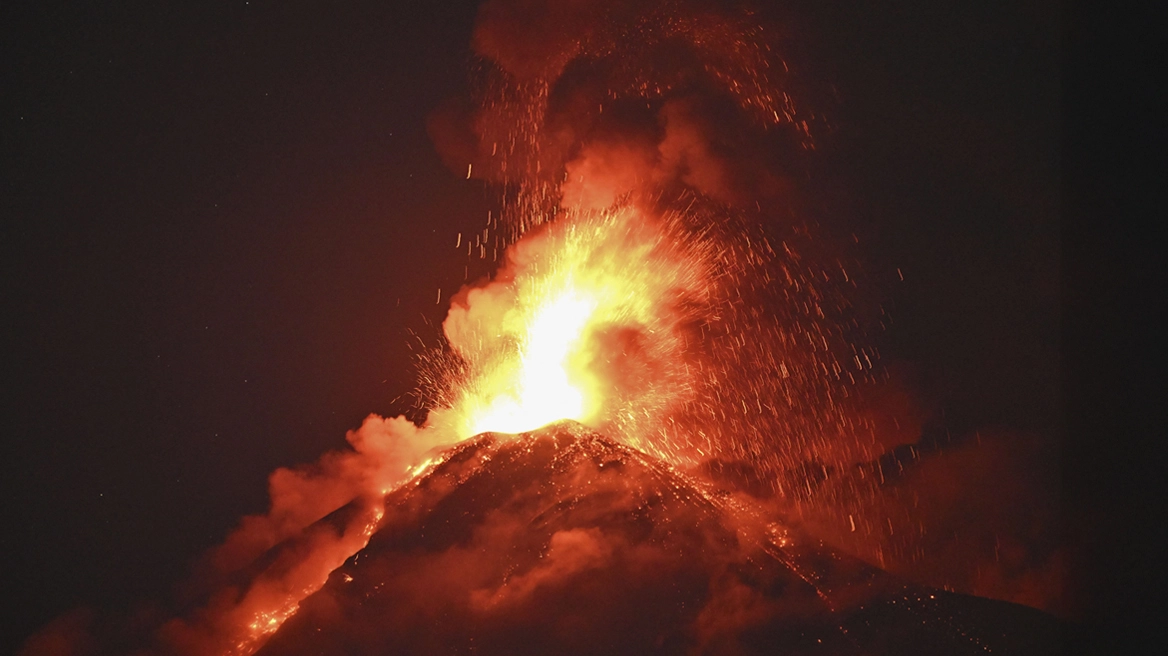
[227,505,383,656]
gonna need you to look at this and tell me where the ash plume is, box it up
[429,0,1062,618]
[429,0,876,474]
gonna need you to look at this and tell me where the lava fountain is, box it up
[439,206,718,457]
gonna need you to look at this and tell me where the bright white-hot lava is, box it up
[439,206,716,448]
[464,289,598,435]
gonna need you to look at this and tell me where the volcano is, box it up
[249,421,1057,655]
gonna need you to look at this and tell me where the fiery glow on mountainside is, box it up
[230,506,385,656]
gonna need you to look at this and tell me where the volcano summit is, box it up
[252,421,1057,655]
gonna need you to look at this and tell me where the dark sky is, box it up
[2,1,1065,652]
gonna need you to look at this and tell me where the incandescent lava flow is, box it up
[254,421,1058,655]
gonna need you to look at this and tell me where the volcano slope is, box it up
[255,421,1058,655]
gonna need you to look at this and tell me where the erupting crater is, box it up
[252,421,1058,656]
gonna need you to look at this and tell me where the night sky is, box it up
[1,1,1086,653]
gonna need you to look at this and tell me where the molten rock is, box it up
[255,421,1057,655]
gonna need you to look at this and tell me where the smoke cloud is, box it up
[19,415,456,656]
